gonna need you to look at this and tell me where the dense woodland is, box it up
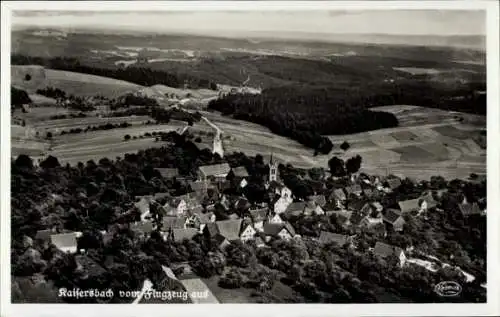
[11,54,218,90]
[11,133,486,303]
[208,86,399,154]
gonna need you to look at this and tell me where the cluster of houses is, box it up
[37,155,486,271]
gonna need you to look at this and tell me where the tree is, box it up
[345,155,362,174]
[340,141,350,151]
[124,134,131,141]
[328,156,345,177]
[39,155,60,169]
[14,154,34,170]
[46,132,53,140]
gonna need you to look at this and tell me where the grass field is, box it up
[12,100,486,181]
[12,65,142,98]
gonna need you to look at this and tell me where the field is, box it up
[12,100,486,181]
[12,65,142,98]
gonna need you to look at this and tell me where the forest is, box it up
[11,54,218,90]
[208,86,399,154]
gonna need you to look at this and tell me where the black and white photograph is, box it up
[1,1,499,316]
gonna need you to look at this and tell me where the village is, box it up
[33,151,486,303]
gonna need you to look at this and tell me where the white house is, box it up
[273,196,292,214]
[164,198,187,216]
[240,223,257,242]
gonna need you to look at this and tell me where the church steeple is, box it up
[269,153,278,182]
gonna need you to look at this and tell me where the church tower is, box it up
[269,154,278,182]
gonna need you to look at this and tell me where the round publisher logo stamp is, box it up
[434,281,462,297]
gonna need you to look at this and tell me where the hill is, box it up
[12,65,142,98]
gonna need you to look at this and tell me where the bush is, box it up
[124,134,131,141]
[340,141,350,151]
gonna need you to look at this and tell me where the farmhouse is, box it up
[273,196,293,214]
[215,219,244,241]
[172,228,199,243]
[130,221,154,238]
[134,197,151,221]
[284,202,307,217]
[373,242,407,268]
[318,231,351,247]
[227,166,250,188]
[345,184,363,197]
[308,195,327,207]
[156,168,179,180]
[50,232,79,254]
[164,197,187,216]
[249,206,269,232]
[419,193,438,211]
[239,219,257,242]
[329,188,347,208]
[383,209,406,232]
[384,178,402,192]
[398,199,421,214]
[162,216,187,231]
[267,212,284,224]
[458,202,482,217]
[325,209,353,228]
[263,222,296,241]
[198,163,231,182]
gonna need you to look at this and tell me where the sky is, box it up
[12,10,486,38]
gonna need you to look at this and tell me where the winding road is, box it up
[202,116,224,157]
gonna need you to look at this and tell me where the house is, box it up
[383,209,406,232]
[75,255,106,280]
[249,207,269,232]
[188,180,208,199]
[345,184,363,197]
[263,222,296,241]
[215,219,243,241]
[419,193,438,212]
[35,229,55,243]
[50,232,78,254]
[228,213,240,220]
[326,209,353,229]
[384,178,402,192]
[227,166,250,188]
[398,199,421,214]
[373,242,407,268]
[330,188,347,209]
[458,202,482,217]
[156,168,179,180]
[269,181,292,200]
[172,228,199,243]
[203,223,220,239]
[239,219,257,242]
[162,216,187,231]
[363,188,374,198]
[284,202,307,217]
[318,231,351,246]
[234,197,251,212]
[267,212,284,224]
[303,202,324,216]
[214,234,231,251]
[198,163,231,182]
[254,236,266,248]
[153,192,171,201]
[164,197,187,216]
[135,197,151,221]
[130,221,154,238]
[273,196,293,214]
[308,195,327,208]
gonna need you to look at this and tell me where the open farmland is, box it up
[12,65,142,98]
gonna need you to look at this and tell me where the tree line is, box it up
[11,54,218,90]
[208,86,399,154]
